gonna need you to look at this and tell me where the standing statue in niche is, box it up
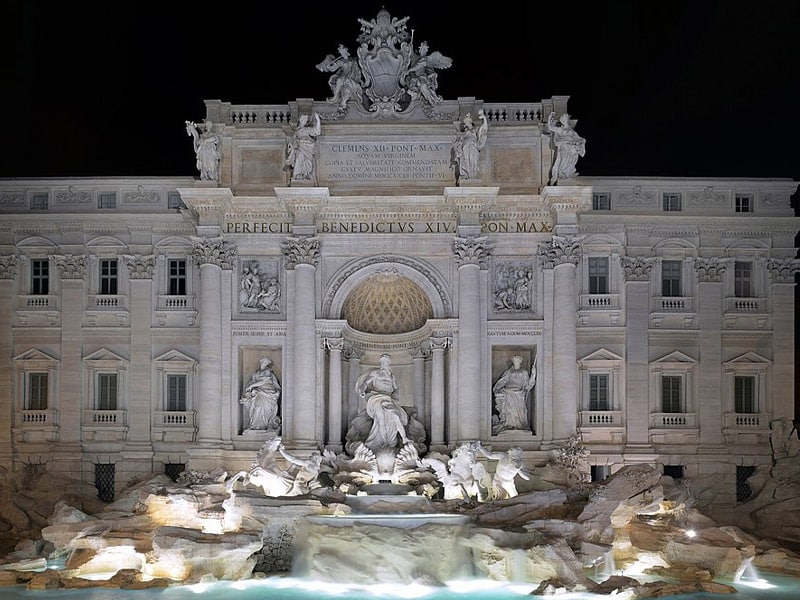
[316,44,363,110]
[185,119,221,181]
[492,355,536,435]
[283,113,321,182]
[355,353,410,452]
[547,112,586,184]
[240,356,281,433]
[451,110,489,183]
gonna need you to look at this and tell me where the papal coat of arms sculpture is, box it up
[316,8,452,117]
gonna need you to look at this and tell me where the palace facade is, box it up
[1,10,797,515]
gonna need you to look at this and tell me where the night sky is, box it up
[3,1,799,190]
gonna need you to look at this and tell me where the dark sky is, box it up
[3,1,799,189]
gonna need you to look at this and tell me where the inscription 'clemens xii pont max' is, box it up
[318,141,452,182]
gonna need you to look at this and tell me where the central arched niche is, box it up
[341,270,433,334]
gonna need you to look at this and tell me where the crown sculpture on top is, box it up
[316,8,452,117]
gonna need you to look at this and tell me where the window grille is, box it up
[736,465,756,502]
[95,463,115,502]
[164,463,185,482]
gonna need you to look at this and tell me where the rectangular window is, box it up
[734,261,752,298]
[588,257,609,294]
[589,374,609,411]
[98,193,117,209]
[99,259,118,295]
[28,373,48,410]
[735,194,753,213]
[97,373,118,410]
[164,462,185,482]
[663,465,684,479]
[592,193,611,211]
[661,375,682,413]
[661,260,682,297]
[591,465,610,482]
[31,193,49,210]
[168,259,187,296]
[167,374,187,411]
[662,193,682,212]
[734,375,756,413]
[31,259,49,295]
[167,192,185,210]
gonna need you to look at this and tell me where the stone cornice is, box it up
[274,187,329,222]
[444,186,500,215]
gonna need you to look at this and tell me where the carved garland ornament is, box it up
[620,256,654,282]
[693,257,726,283]
[0,255,19,279]
[767,258,800,283]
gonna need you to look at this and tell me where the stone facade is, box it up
[0,9,797,517]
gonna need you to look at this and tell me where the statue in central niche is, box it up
[356,353,410,451]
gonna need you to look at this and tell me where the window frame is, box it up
[96,372,119,410]
[30,258,50,295]
[592,193,611,211]
[662,193,682,212]
[733,260,753,298]
[661,259,682,297]
[649,351,697,419]
[723,352,770,417]
[168,258,187,296]
[97,192,117,209]
[99,258,119,295]
[83,349,127,416]
[735,194,753,213]
[588,256,609,295]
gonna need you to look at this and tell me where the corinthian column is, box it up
[694,257,726,446]
[621,256,654,450]
[192,237,237,445]
[767,258,800,421]
[283,235,320,446]
[539,236,580,441]
[0,256,18,465]
[453,236,492,441]
[325,337,344,451]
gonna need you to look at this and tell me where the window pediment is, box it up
[14,348,58,364]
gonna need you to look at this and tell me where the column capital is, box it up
[429,336,451,351]
[324,337,345,352]
[767,257,800,283]
[122,254,155,279]
[50,253,86,279]
[693,256,726,283]
[538,235,580,269]
[282,236,320,269]
[453,235,493,267]
[191,236,238,269]
[621,256,654,282]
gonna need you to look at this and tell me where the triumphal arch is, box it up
[1,9,797,508]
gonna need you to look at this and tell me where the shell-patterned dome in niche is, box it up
[342,270,433,334]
